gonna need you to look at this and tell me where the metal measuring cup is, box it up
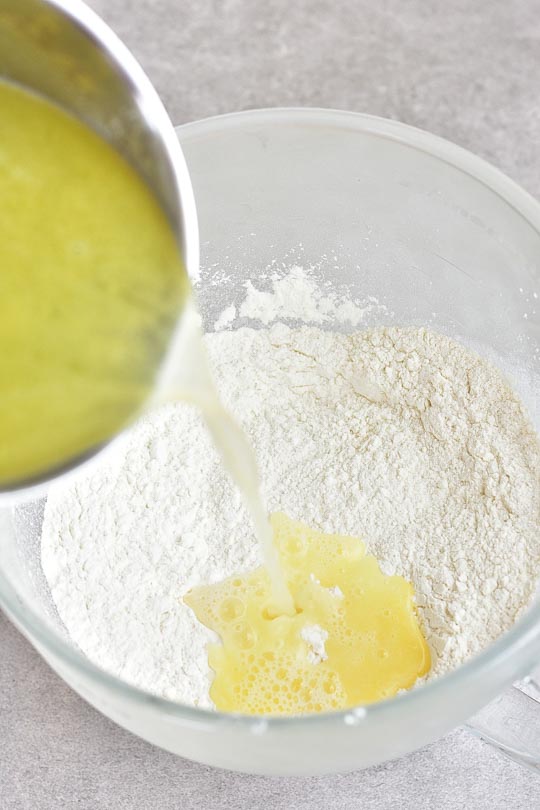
[0,0,199,501]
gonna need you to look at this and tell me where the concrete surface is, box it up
[2,0,540,807]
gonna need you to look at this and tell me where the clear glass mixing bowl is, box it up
[1,109,539,776]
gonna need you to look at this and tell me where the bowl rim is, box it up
[177,106,540,240]
[2,106,540,733]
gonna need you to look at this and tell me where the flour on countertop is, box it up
[41,323,540,708]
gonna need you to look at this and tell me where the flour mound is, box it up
[41,325,540,707]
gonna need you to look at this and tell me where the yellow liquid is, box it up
[186,513,431,715]
[0,80,189,486]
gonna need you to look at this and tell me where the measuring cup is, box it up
[0,0,198,501]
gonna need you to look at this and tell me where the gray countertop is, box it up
[1,1,540,807]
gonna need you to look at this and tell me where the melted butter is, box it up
[0,80,188,487]
[185,512,431,715]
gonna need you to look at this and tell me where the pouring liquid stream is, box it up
[152,299,296,616]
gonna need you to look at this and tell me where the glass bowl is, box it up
[1,109,539,776]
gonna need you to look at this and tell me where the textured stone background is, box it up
[1,1,540,807]
[94,0,540,199]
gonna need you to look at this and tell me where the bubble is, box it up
[233,622,256,649]
[285,535,306,556]
[219,596,245,623]
[324,678,337,695]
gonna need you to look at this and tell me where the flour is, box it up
[213,304,236,331]
[233,265,390,327]
[301,625,329,664]
[41,322,540,708]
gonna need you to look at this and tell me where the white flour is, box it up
[301,625,329,665]
[41,320,540,708]
[233,265,391,327]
